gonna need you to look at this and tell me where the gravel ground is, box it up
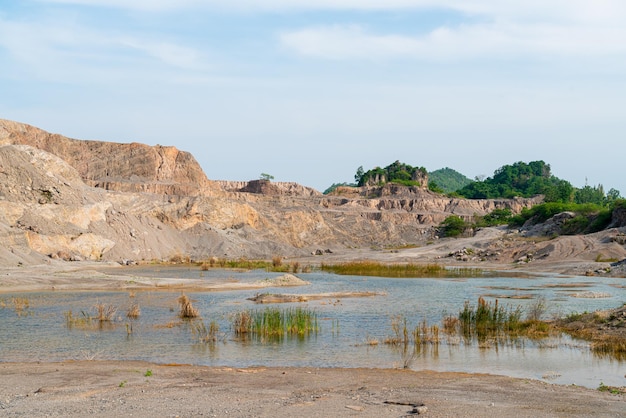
[0,361,624,417]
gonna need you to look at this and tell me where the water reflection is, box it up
[1,268,625,389]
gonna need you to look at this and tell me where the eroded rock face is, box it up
[0,118,546,266]
[216,180,321,197]
[0,119,219,196]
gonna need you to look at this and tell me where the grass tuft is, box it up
[320,261,484,278]
[231,307,319,341]
[177,294,200,319]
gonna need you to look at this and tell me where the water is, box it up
[1,267,625,389]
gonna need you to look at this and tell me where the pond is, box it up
[1,266,625,389]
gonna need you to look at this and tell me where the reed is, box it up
[231,307,319,340]
[458,297,525,339]
[320,261,484,278]
[177,294,200,319]
[198,257,294,272]
[192,320,220,343]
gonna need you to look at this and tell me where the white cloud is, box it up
[0,16,208,82]
[119,39,208,70]
[279,22,626,61]
[33,0,626,24]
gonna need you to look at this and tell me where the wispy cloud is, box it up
[279,22,626,61]
[33,0,626,23]
[0,16,208,82]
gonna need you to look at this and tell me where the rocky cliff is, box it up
[0,119,219,196]
[0,119,542,266]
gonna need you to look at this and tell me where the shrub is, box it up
[177,294,199,319]
[440,215,468,238]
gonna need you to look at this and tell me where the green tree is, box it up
[457,161,574,202]
[259,173,274,181]
[354,166,364,184]
[440,215,468,238]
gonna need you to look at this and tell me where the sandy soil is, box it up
[1,236,625,417]
[1,361,624,417]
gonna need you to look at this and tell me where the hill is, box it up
[429,167,472,193]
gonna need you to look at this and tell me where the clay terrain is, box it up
[1,118,625,416]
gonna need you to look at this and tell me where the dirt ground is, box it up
[1,361,624,417]
[1,237,626,417]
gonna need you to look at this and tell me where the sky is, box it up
[1,1,625,194]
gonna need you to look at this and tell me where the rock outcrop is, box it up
[0,119,219,196]
[216,180,321,197]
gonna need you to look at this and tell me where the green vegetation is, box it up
[598,382,624,394]
[439,215,469,237]
[457,161,574,201]
[429,167,472,193]
[556,305,626,360]
[378,297,554,368]
[456,160,622,207]
[320,261,484,278]
[355,160,427,187]
[323,182,351,194]
[459,297,522,338]
[259,173,274,181]
[231,307,319,341]
[197,257,310,273]
[508,200,626,234]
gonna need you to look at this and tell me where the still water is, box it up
[1,267,625,389]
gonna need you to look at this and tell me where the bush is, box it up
[440,216,468,238]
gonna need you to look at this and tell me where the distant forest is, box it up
[324,160,622,206]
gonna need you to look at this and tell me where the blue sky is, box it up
[1,1,625,194]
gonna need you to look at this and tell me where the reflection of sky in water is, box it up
[1,268,625,389]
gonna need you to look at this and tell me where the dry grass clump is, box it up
[272,255,283,268]
[443,315,460,335]
[126,303,141,319]
[1,297,31,316]
[232,310,252,336]
[169,254,191,264]
[154,320,182,329]
[192,320,220,343]
[177,294,200,318]
[94,303,117,322]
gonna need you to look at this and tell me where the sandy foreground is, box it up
[1,361,624,418]
[1,248,625,417]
